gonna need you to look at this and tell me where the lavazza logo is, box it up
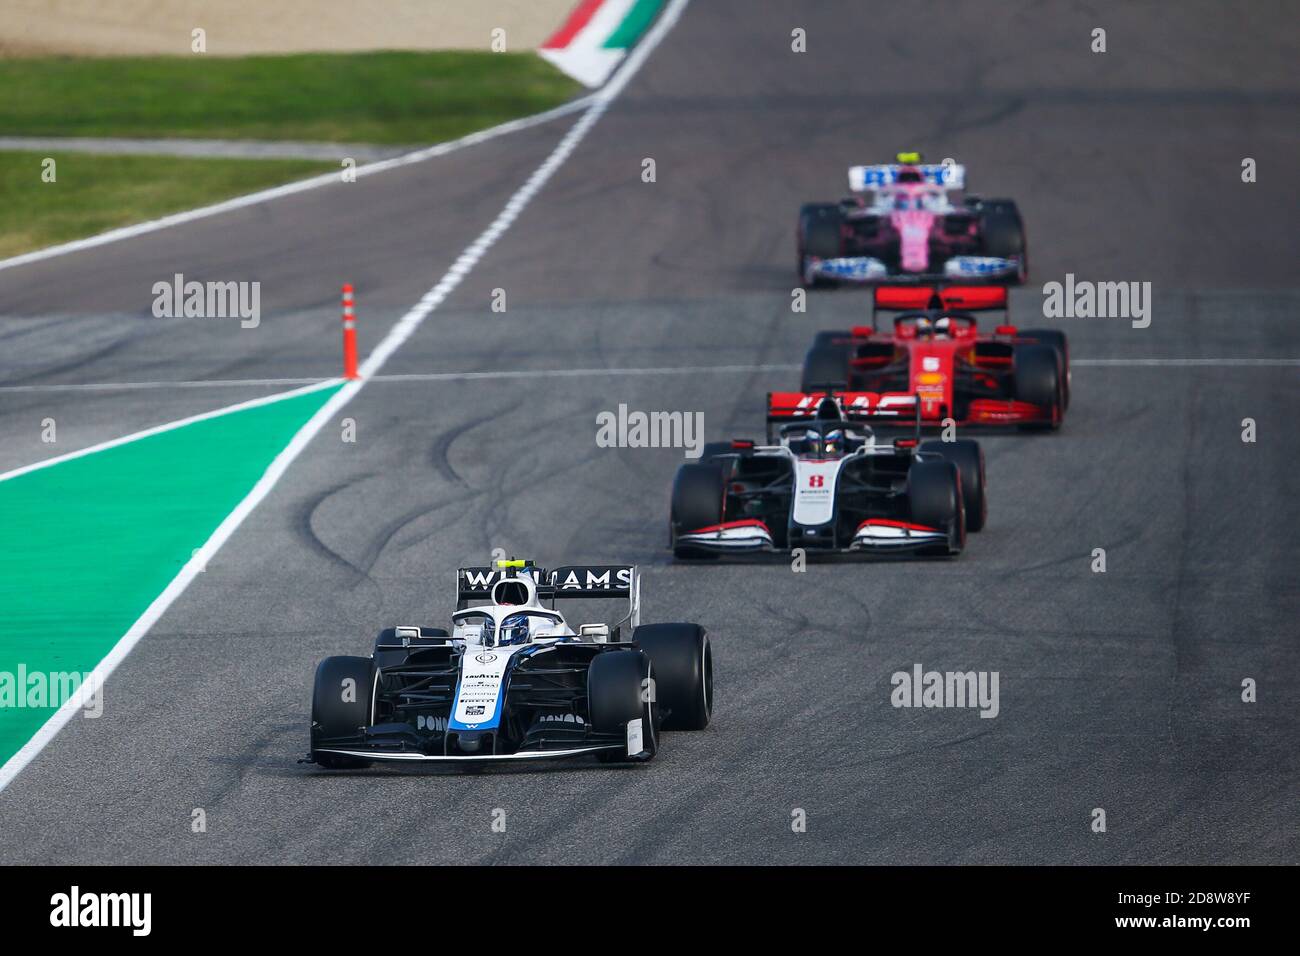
[1042,273,1151,328]
[152,272,261,328]
[50,886,151,936]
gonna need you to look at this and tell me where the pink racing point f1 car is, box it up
[796,152,1026,287]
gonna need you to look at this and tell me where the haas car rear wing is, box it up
[765,391,921,442]
[456,561,641,627]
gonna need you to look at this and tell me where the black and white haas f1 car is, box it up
[670,393,985,560]
[307,561,712,768]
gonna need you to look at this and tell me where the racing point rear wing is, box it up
[848,162,965,192]
[765,391,921,443]
[870,284,1008,330]
[456,563,641,629]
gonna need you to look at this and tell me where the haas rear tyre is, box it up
[311,655,375,769]
[907,460,965,555]
[589,649,657,762]
[919,439,986,532]
[633,623,713,731]
[1013,344,1062,428]
[801,344,851,391]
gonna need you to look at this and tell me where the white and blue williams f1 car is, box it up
[306,561,712,768]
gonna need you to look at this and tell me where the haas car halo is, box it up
[307,561,712,768]
[670,393,986,560]
[797,151,1026,287]
[802,285,1070,429]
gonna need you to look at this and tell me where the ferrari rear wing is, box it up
[765,391,921,441]
[870,284,1008,330]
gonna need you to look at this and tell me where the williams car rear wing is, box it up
[456,563,641,628]
[765,391,921,441]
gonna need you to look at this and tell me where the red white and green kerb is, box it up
[540,0,664,87]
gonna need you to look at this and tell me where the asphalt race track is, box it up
[0,1,1296,864]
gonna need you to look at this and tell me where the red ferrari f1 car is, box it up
[800,285,1070,429]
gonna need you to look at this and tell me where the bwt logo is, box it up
[50,886,151,936]
[596,404,704,459]
[152,272,261,328]
[1041,273,1151,328]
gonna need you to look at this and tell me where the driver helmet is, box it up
[821,428,846,457]
[934,316,952,336]
[498,613,530,646]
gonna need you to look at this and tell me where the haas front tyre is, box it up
[919,439,986,532]
[671,463,726,558]
[633,623,713,731]
[907,460,965,556]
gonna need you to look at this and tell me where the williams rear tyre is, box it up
[310,655,375,769]
[632,623,713,731]
[919,439,986,532]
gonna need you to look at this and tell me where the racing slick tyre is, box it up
[632,623,713,731]
[1017,328,1070,410]
[1013,343,1064,430]
[906,460,965,555]
[589,649,658,762]
[310,655,375,769]
[798,203,844,286]
[801,344,851,391]
[671,463,726,558]
[812,330,854,349]
[977,199,1026,284]
[920,439,986,532]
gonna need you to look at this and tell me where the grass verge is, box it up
[0,152,333,259]
[0,51,581,144]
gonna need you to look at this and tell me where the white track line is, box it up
[0,93,595,275]
[0,0,691,794]
[3,357,1297,395]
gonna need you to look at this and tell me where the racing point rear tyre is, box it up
[632,623,713,731]
[1013,343,1064,430]
[1018,328,1070,410]
[671,463,726,559]
[978,199,1025,284]
[907,460,966,555]
[311,656,375,769]
[798,203,844,287]
[589,650,658,763]
[919,439,986,532]
[801,344,851,391]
